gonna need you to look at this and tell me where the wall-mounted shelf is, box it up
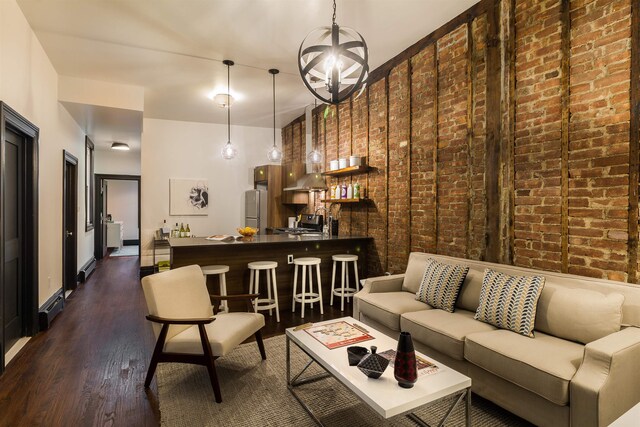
[321,165,371,177]
[321,198,368,204]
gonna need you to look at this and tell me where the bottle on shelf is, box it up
[341,184,347,199]
[179,223,185,238]
[354,182,361,199]
[346,183,353,199]
[186,224,191,237]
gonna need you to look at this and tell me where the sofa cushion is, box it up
[465,330,584,406]
[402,253,435,293]
[401,309,497,360]
[357,291,430,331]
[456,267,484,312]
[415,258,469,312]
[474,269,545,337]
[535,285,624,344]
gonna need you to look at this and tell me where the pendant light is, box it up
[221,59,237,160]
[307,100,323,164]
[267,69,282,162]
[298,0,368,104]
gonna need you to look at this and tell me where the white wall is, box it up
[105,180,139,240]
[95,148,141,175]
[141,118,281,266]
[0,0,93,304]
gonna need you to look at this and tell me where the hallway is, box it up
[0,256,160,426]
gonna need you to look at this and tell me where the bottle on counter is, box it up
[346,183,353,199]
[186,224,191,237]
[179,223,185,238]
[172,222,179,238]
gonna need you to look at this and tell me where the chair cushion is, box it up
[401,309,497,360]
[165,312,265,357]
[474,269,545,337]
[465,330,584,405]
[415,258,469,312]
[357,291,430,331]
[535,285,624,344]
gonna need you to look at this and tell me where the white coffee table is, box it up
[286,316,472,426]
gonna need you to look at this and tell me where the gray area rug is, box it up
[157,335,532,426]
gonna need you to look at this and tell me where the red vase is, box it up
[394,332,418,388]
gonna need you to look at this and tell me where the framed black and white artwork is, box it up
[169,179,209,215]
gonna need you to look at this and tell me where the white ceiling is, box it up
[18,0,479,129]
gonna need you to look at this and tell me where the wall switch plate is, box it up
[287,255,294,264]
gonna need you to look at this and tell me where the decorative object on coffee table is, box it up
[347,346,369,366]
[394,332,418,388]
[357,346,389,379]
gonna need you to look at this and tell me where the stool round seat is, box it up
[293,257,321,266]
[332,254,358,262]
[248,261,278,270]
[248,260,280,322]
[201,265,230,275]
[201,264,230,313]
[330,254,360,312]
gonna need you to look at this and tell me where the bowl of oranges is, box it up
[237,226,258,238]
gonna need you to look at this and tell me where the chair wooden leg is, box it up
[145,324,169,388]
[199,324,222,403]
[255,330,267,360]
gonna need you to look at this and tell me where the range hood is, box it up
[283,171,327,192]
[283,105,327,192]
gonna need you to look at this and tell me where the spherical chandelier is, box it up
[298,0,368,105]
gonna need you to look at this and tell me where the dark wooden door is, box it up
[3,129,25,352]
[63,152,78,293]
[94,177,108,260]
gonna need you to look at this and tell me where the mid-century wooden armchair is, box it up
[141,264,266,403]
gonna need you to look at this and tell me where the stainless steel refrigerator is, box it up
[245,189,268,234]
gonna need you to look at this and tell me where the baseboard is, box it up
[124,239,140,246]
[38,289,65,331]
[140,266,155,278]
[78,257,97,283]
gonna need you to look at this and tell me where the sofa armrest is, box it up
[362,274,405,294]
[570,327,640,427]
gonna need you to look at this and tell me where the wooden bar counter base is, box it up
[170,235,372,311]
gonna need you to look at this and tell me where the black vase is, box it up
[394,332,418,388]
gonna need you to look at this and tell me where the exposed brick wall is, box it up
[292,121,302,164]
[513,0,563,272]
[436,25,470,258]
[568,0,631,280]
[469,16,488,260]
[387,61,411,273]
[410,45,438,254]
[367,79,388,275]
[351,91,369,238]
[280,0,638,285]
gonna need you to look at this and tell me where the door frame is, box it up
[0,102,39,372]
[93,174,141,260]
[62,151,78,296]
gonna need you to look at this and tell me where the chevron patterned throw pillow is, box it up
[415,258,469,313]
[474,269,546,337]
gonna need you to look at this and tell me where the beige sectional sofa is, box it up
[353,252,640,427]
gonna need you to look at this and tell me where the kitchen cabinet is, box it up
[106,221,123,248]
[253,165,286,228]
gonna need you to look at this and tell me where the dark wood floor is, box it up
[0,255,346,426]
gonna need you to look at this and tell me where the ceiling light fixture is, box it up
[298,0,368,105]
[220,59,237,160]
[111,142,130,151]
[267,69,282,163]
[213,93,234,108]
[307,99,323,164]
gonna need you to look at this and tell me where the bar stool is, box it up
[248,261,280,322]
[330,254,360,312]
[292,257,324,319]
[202,265,230,313]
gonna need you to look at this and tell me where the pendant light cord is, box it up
[227,62,231,143]
[273,72,276,148]
[332,0,337,25]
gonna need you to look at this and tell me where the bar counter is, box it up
[169,234,372,312]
